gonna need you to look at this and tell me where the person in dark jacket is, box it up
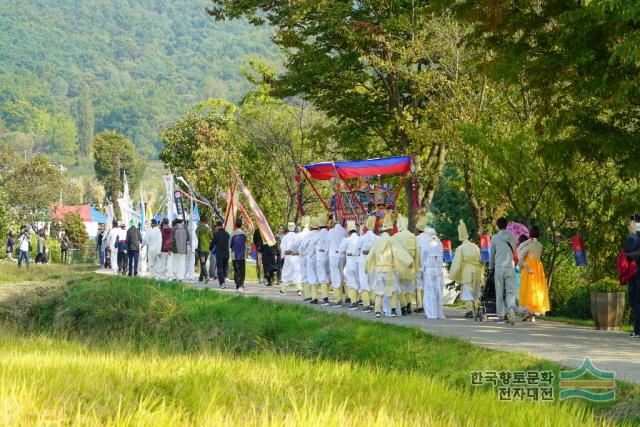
[126,221,143,276]
[262,242,279,287]
[230,218,248,292]
[212,221,230,288]
[624,215,640,338]
[253,228,264,284]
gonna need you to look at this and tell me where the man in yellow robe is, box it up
[392,214,420,315]
[365,214,414,318]
[449,220,484,318]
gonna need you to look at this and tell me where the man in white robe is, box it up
[280,222,302,296]
[304,216,319,303]
[297,216,310,300]
[315,214,331,306]
[419,224,446,319]
[327,218,346,306]
[340,220,360,310]
[143,219,162,280]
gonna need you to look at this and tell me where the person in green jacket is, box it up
[196,216,213,283]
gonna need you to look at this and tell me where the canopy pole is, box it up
[300,166,331,212]
[391,172,408,209]
[332,163,345,223]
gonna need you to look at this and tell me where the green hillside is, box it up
[0,0,279,160]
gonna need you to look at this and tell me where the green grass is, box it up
[0,263,638,425]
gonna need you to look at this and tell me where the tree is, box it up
[93,131,145,200]
[451,0,640,170]
[160,92,332,227]
[3,155,65,222]
[208,1,481,227]
[74,85,95,158]
[62,212,88,248]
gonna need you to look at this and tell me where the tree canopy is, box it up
[93,131,145,200]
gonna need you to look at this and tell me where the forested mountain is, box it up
[0,0,279,161]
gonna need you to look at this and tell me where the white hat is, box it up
[317,214,328,228]
[310,216,319,230]
[346,220,357,233]
[416,216,428,232]
[458,220,469,241]
[425,227,437,238]
[287,222,296,232]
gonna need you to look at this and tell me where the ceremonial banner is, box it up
[223,184,238,234]
[221,190,255,231]
[139,189,146,231]
[174,190,186,219]
[163,175,174,219]
[105,203,114,225]
[442,240,453,263]
[235,173,276,246]
[571,235,588,266]
[480,235,490,264]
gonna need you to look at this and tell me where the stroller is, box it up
[476,270,500,322]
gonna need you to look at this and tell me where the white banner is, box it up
[164,175,174,219]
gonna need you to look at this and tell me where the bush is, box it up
[62,212,87,248]
[548,258,591,319]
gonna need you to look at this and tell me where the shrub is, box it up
[548,258,591,319]
[62,212,87,248]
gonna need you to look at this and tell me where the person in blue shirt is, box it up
[230,218,248,292]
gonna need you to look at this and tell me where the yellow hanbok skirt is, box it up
[519,257,550,314]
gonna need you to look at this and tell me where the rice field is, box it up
[0,330,613,427]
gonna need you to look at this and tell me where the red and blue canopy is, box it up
[304,156,412,180]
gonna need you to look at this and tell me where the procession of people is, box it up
[90,207,551,324]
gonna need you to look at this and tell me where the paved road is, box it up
[97,270,640,384]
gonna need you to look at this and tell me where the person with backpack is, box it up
[126,220,143,276]
[35,230,48,264]
[170,218,189,281]
[489,217,518,325]
[623,215,640,338]
[17,227,30,269]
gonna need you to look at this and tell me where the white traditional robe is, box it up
[314,228,330,284]
[419,232,445,319]
[302,230,318,285]
[340,232,360,290]
[327,224,346,289]
[281,231,301,285]
[357,231,377,292]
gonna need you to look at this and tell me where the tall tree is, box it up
[75,85,95,158]
[208,1,476,227]
[93,131,145,200]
